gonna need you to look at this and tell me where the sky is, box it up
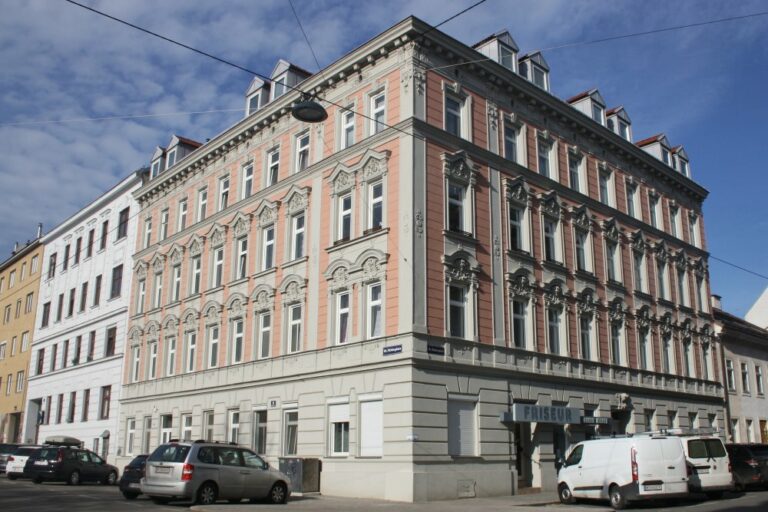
[1,0,767,317]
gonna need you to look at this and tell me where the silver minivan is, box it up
[140,441,291,505]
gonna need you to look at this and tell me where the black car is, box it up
[119,454,148,499]
[0,443,21,473]
[24,446,119,485]
[726,443,768,490]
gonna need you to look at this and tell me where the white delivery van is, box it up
[680,436,733,497]
[557,435,689,510]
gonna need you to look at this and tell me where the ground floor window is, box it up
[328,403,350,456]
[284,410,298,455]
[447,398,476,456]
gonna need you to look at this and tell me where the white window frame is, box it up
[726,359,736,390]
[542,216,563,263]
[131,345,141,383]
[181,413,193,441]
[153,271,163,309]
[340,108,355,149]
[591,101,605,125]
[160,414,173,444]
[574,228,593,273]
[662,334,675,374]
[337,194,352,241]
[657,259,669,301]
[218,176,230,212]
[159,209,169,241]
[676,266,689,307]
[166,336,176,377]
[231,319,244,364]
[197,188,208,222]
[246,91,261,116]
[266,148,280,187]
[507,201,530,253]
[207,325,220,369]
[290,214,305,261]
[638,329,652,371]
[212,247,224,288]
[757,366,764,395]
[511,298,533,350]
[227,410,241,444]
[741,362,751,393]
[335,291,351,345]
[537,136,555,181]
[288,304,302,353]
[568,150,586,193]
[261,225,275,271]
[171,264,181,303]
[443,86,471,141]
[447,396,477,456]
[257,312,272,359]
[610,322,626,366]
[136,279,146,314]
[367,282,383,339]
[190,255,201,295]
[605,239,621,283]
[166,148,177,169]
[143,217,152,249]
[367,181,384,232]
[359,397,383,457]
[633,251,647,293]
[241,163,254,199]
[599,169,614,207]
[503,115,522,163]
[294,131,310,173]
[370,91,386,136]
[546,306,565,355]
[579,313,598,362]
[626,183,638,218]
[125,418,136,456]
[147,342,157,380]
[236,237,248,280]
[185,331,197,373]
[446,181,471,234]
[177,198,188,232]
[447,284,469,339]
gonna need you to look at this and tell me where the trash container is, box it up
[278,457,321,493]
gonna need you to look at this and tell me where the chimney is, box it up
[37,223,43,239]
[711,294,722,310]
[13,242,19,254]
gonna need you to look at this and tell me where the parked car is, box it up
[680,435,733,498]
[141,441,291,505]
[726,443,768,490]
[557,435,689,510]
[24,445,119,485]
[0,443,21,473]
[5,446,42,479]
[119,454,148,499]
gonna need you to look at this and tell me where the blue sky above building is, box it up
[1,0,766,316]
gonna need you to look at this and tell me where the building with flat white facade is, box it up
[23,171,146,463]
[117,17,724,502]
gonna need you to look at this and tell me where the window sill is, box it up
[207,285,224,294]
[606,280,626,293]
[166,300,181,308]
[229,277,249,287]
[443,229,477,245]
[326,227,389,253]
[542,260,567,273]
[574,270,597,282]
[253,267,277,279]
[634,290,653,301]
[658,298,675,309]
[184,293,201,303]
[282,256,308,271]
[506,249,535,263]
[678,304,695,315]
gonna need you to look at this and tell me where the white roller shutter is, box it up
[328,403,349,423]
[360,400,383,457]
[448,400,476,456]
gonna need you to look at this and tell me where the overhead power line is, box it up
[0,108,243,127]
[709,255,768,281]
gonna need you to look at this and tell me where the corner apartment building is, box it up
[117,17,723,501]
[22,171,146,462]
[0,234,44,443]
[714,297,768,443]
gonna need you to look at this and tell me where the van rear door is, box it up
[659,438,688,494]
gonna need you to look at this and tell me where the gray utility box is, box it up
[278,457,321,493]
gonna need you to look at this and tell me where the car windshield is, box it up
[688,439,726,459]
[34,448,61,460]
[15,447,39,456]
[148,444,190,463]
[750,446,768,458]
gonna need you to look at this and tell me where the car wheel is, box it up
[268,482,288,504]
[122,491,139,500]
[559,483,575,504]
[103,471,117,486]
[196,482,218,505]
[33,477,43,484]
[7,474,18,481]
[67,471,81,486]
[609,484,627,510]
[706,491,724,500]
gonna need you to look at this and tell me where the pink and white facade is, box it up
[118,17,725,501]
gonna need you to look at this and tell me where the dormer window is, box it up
[591,103,604,125]
[272,76,286,99]
[166,149,177,169]
[618,121,629,141]
[500,44,515,70]
[532,64,547,89]
[247,92,261,116]
[679,159,689,177]
[151,159,162,178]
[661,147,670,166]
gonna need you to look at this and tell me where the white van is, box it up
[680,435,733,497]
[557,436,689,510]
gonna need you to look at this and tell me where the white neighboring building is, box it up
[23,171,147,463]
[746,286,768,329]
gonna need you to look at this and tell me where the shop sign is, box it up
[581,416,610,425]
[510,403,580,425]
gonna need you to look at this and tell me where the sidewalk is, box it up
[192,491,560,512]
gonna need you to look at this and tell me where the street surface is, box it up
[2,476,767,512]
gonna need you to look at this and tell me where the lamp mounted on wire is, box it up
[291,93,328,123]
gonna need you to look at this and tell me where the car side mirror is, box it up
[557,457,566,467]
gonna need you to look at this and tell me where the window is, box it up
[160,414,173,444]
[336,292,350,344]
[202,410,214,441]
[626,183,638,218]
[68,288,76,317]
[702,343,711,380]
[63,246,70,271]
[166,337,176,376]
[93,275,102,306]
[676,267,688,307]
[683,341,693,377]
[212,247,224,288]
[329,403,350,455]
[662,147,671,166]
[197,188,208,222]
[599,171,613,206]
[207,325,220,368]
[591,102,604,124]
[151,159,161,178]
[367,283,383,339]
[48,253,57,279]
[85,230,94,258]
[337,194,352,241]
[142,417,152,452]
[447,182,469,233]
[341,109,355,149]
[190,255,201,295]
[284,410,298,455]
[241,164,254,199]
[657,260,668,300]
[125,418,136,455]
[547,307,562,355]
[662,334,674,374]
[159,210,169,240]
[253,410,267,454]
[62,339,70,368]
[181,414,193,441]
[670,207,680,238]
[680,159,689,177]
[117,207,129,240]
[291,214,305,260]
[147,342,157,380]
[531,63,547,89]
[741,362,751,393]
[171,265,181,302]
[81,389,90,421]
[444,93,463,138]
[448,285,467,338]
[508,203,529,252]
[447,399,476,456]
[579,315,595,361]
[512,299,529,349]
[503,116,519,162]
[31,255,39,273]
[55,294,64,322]
[368,181,383,231]
[143,218,152,248]
[638,329,651,370]
[726,360,736,390]
[151,272,162,309]
[247,92,261,115]
[105,326,116,357]
[757,366,764,395]
[231,319,244,364]
[177,199,188,231]
[261,225,275,271]
[228,410,240,444]
[21,331,29,352]
[56,394,63,422]
[543,218,560,263]
[41,302,50,328]
[606,240,620,282]
[99,385,111,420]
[688,214,700,247]
[288,304,302,353]
[185,332,197,373]
[295,132,310,173]
[218,177,230,211]
[0,343,5,360]
[633,251,646,293]
[166,148,177,169]
[79,282,88,312]
[537,138,552,179]
[15,371,24,393]
[109,264,123,299]
[257,313,272,359]
[236,237,248,280]
[3,305,9,324]
[575,229,590,272]
[610,323,624,365]
[568,152,585,193]
[267,148,279,187]
[272,76,286,98]
[370,91,386,135]
[131,346,141,383]
[649,194,660,229]
[618,121,629,140]
[74,237,82,265]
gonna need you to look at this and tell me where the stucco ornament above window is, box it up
[442,150,478,185]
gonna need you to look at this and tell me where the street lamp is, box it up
[291,95,328,123]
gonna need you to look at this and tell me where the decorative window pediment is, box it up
[441,150,478,185]
[608,298,626,326]
[505,176,530,206]
[230,212,251,238]
[145,320,161,342]
[602,218,621,242]
[442,251,480,287]
[328,163,356,195]
[568,144,583,159]
[128,326,143,348]
[207,223,227,248]
[577,288,597,316]
[283,185,311,215]
[279,274,307,304]
[635,306,653,332]
[355,248,388,283]
[162,314,179,331]
[598,160,610,174]
[226,293,248,318]
[571,205,592,231]
[187,234,205,257]
[673,250,687,270]
[150,253,166,274]
[507,270,534,300]
[251,284,276,312]
[255,200,279,227]
[630,231,647,252]
[359,149,390,182]
[168,244,185,265]
[680,318,693,342]
[659,312,675,336]
[539,191,563,219]
[324,259,353,291]
[134,260,148,280]
[537,129,554,144]
[654,241,670,262]
[544,280,567,308]
[692,258,707,277]
[181,308,199,331]
[202,300,222,325]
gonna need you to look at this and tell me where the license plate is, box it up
[696,468,710,474]
[34,460,48,466]
[644,484,662,491]
[128,483,140,489]
[155,466,170,474]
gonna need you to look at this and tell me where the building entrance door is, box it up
[611,410,630,435]
[514,422,532,488]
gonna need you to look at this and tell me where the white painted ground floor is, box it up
[117,334,726,502]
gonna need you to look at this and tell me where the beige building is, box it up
[0,231,44,443]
